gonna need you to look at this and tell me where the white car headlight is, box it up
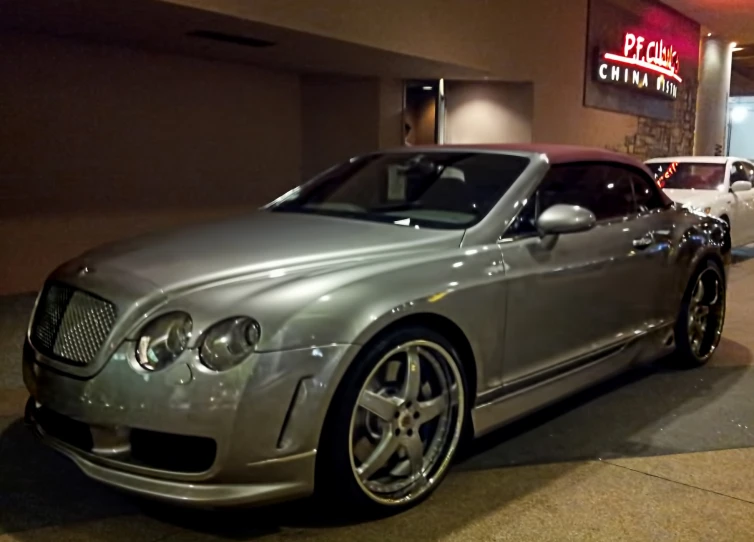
[684,204,712,215]
[136,312,192,371]
[200,317,261,371]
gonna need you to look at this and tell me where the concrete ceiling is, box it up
[732,46,754,81]
[661,0,754,42]
[0,0,486,79]
[660,1,754,82]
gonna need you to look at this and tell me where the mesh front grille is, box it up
[31,284,117,366]
[32,285,73,352]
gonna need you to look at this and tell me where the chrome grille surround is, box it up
[31,284,117,366]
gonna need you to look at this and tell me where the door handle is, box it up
[633,233,654,249]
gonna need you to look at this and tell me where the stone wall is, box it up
[607,78,699,161]
[588,0,700,161]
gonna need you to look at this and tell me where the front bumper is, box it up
[23,340,359,506]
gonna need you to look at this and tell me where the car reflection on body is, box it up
[24,144,730,513]
[646,156,754,247]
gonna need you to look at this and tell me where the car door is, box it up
[731,161,754,245]
[498,163,667,384]
[621,164,678,324]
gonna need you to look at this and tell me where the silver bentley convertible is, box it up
[23,144,730,512]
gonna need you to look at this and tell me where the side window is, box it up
[605,166,666,213]
[504,192,538,237]
[741,162,754,182]
[539,165,633,221]
[731,162,750,183]
[504,164,635,238]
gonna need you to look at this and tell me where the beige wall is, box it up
[167,0,637,150]
[0,33,301,294]
[379,79,404,149]
[444,82,533,145]
[301,75,379,178]
[301,75,404,178]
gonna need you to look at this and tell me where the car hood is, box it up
[79,211,464,290]
[663,188,727,208]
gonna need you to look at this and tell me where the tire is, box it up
[671,260,726,368]
[315,326,468,515]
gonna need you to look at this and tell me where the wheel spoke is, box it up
[401,348,422,401]
[357,431,399,480]
[390,458,411,477]
[693,280,705,304]
[699,316,708,334]
[348,339,465,504]
[418,393,449,424]
[404,436,425,476]
[707,279,719,305]
[359,390,398,421]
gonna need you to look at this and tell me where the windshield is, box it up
[268,152,530,229]
[649,162,726,191]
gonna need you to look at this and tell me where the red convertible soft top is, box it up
[402,143,673,206]
[438,143,646,168]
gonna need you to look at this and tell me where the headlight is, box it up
[685,204,712,215]
[200,317,261,371]
[135,312,192,371]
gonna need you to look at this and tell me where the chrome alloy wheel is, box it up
[687,267,725,360]
[348,340,464,506]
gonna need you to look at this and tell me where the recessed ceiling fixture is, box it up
[422,85,433,90]
[187,30,275,48]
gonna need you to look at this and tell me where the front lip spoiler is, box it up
[24,398,315,507]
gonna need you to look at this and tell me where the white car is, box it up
[646,156,754,247]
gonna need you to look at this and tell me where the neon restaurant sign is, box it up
[596,33,682,100]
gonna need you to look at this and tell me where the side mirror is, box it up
[731,180,752,193]
[537,204,596,236]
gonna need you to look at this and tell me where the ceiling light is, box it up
[731,106,748,124]
[422,85,433,90]
[707,33,712,37]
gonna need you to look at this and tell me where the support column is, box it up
[694,37,734,156]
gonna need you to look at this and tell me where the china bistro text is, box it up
[596,33,682,100]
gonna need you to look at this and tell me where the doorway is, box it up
[403,80,443,146]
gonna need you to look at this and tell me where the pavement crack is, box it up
[602,460,754,506]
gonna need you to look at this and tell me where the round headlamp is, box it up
[135,312,192,371]
[685,204,712,215]
[200,317,261,371]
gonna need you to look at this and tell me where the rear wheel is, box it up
[672,260,726,368]
[316,327,466,514]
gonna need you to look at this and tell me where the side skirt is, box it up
[471,325,674,438]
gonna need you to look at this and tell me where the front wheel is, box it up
[316,327,467,514]
[672,260,726,368]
